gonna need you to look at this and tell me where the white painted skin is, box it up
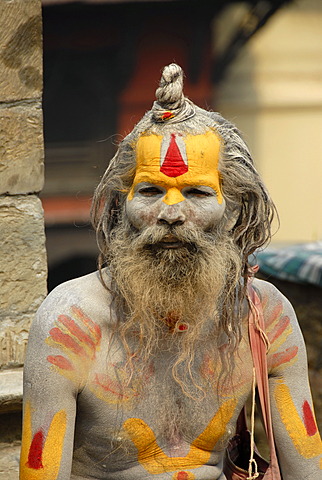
[126,182,226,239]
[20,145,322,478]
[21,273,322,480]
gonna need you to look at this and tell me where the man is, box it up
[20,64,322,479]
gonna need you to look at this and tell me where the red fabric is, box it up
[247,285,282,479]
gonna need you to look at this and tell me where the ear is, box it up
[224,203,241,232]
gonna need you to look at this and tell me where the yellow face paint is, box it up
[274,382,322,460]
[128,131,223,205]
[20,402,67,480]
[123,397,237,474]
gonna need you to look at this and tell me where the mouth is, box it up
[157,234,184,249]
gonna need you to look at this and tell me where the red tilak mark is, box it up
[58,315,96,354]
[303,400,317,436]
[160,134,188,178]
[49,327,87,357]
[161,111,174,120]
[27,430,44,469]
[177,472,189,480]
[71,306,102,343]
[47,354,74,371]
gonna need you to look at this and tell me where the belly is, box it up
[71,336,253,479]
[71,389,243,480]
[71,464,227,480]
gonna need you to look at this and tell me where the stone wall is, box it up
[0,0,46,370]
[0,0,46,477]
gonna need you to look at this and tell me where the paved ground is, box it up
[0,443,20,480]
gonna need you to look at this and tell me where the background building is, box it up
[216,0,322,244]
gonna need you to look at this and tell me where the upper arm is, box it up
[20,283,99,480]
[256,280,322,479]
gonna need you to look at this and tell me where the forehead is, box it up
[132,131,222,195]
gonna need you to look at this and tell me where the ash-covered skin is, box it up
[20,63,322,480]
[126,131,226,241]
[20,274,322,480]
[126,181,225,238]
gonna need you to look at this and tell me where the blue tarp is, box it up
[256,241,322,288]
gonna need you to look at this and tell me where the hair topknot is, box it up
[152,63,195,124]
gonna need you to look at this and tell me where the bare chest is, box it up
[71,341,253,478]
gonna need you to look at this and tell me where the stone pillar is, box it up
[0,0,46,404]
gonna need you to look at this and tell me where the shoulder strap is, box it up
[247,284,282,480]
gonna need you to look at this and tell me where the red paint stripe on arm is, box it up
[265,302,283,328]
[47,355,74,371]
[268,346,298,370]
[49,327,87,357]
[71,306,102,343]
[58,315,96,353]
[303,401,318,436]
[27,430,44,469]
[268,316,290,344]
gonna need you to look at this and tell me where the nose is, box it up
[157,203,185,226]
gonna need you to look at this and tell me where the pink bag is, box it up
[223,285,282,479]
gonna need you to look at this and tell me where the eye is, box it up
[138,186,163,197]
[186,188,213,198]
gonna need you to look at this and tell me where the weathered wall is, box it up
[0,0,46,477]
[0,0,46,369]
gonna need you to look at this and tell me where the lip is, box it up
[159,241,183,249]
[158,234,183,249]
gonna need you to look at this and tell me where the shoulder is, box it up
[251,277,294,315]
[251,278,307,368]
[253,279,299,328]
[25,270,114,390]
[31,269,113,337]
[44,269,110,305]
[250,277,303,344]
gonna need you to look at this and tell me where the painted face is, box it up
[126,131,226,238]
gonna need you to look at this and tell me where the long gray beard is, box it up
[107,216,242,396]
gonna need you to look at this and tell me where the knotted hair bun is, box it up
[152,63,196,124]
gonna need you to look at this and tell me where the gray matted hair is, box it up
[91,64,277,332]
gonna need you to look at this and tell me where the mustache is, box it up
[128,223,217,250]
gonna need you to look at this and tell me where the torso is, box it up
[56,272,255,480]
